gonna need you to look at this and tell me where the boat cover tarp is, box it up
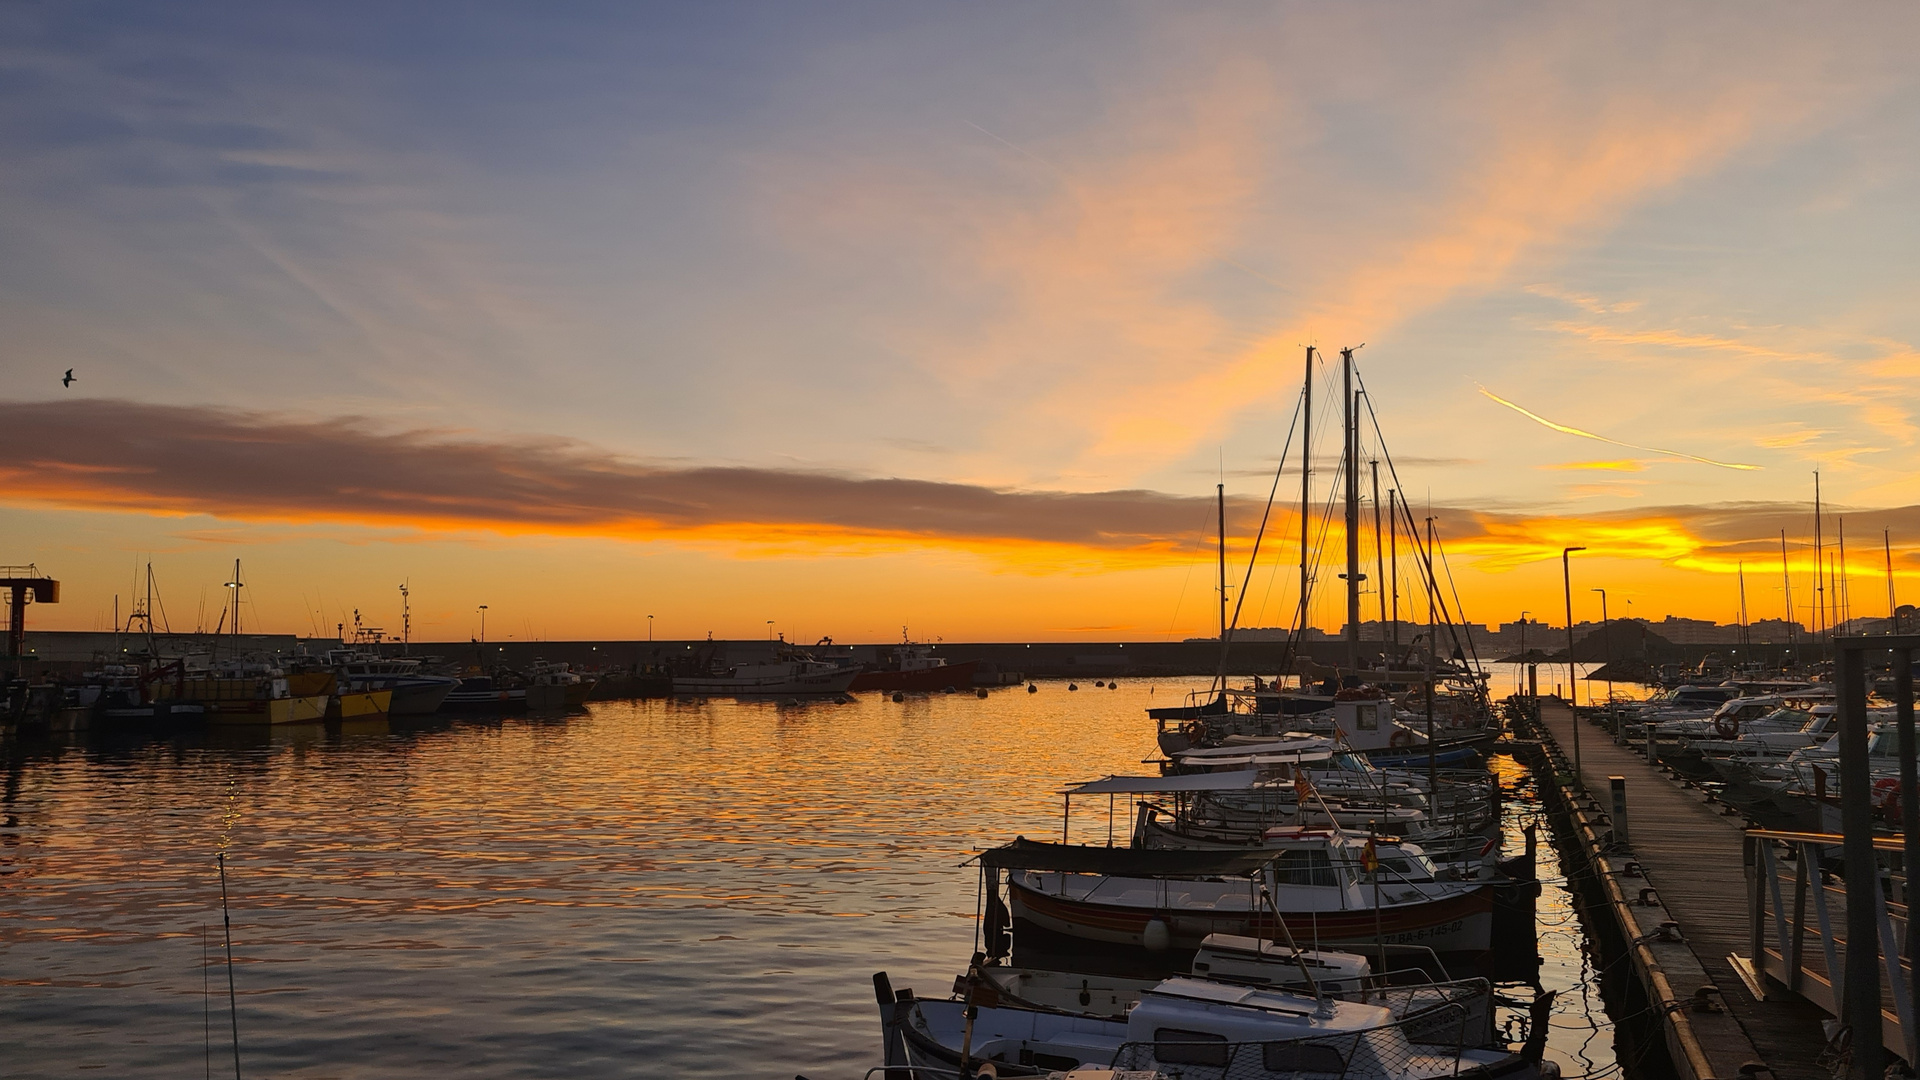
[978,837,1274,877]
[1176,740,1333,766]
[1062,770,1261,795]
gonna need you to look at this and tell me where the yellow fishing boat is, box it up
[155,669,330,725]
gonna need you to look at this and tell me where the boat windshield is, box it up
[1269,848,1340,888]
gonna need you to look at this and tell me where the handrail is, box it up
[1748,827,1912,853]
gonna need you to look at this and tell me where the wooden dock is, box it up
[1530,699,1833,1080]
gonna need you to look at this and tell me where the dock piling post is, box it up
[1748,834,1766,988]
[1790,844,1808,993]
[1609,776,1629,847]
[1895,645,1919,1043]
[1838,643,1883,1080]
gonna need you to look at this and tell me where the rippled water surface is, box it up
[1,678,1622,1079]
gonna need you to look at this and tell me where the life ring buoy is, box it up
[1182,720,1207,744]
[1711,713,1738,739]
[1874,777,1902,821]
[1389,729,1415,749]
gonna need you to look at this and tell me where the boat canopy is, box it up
[977,837,1274,877]
[1062,770,1261,795]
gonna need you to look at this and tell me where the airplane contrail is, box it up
[1476,385,1761,471]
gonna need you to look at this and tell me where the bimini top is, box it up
[1062,770,1261,795]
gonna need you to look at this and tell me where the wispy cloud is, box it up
[1525,284,1641,314]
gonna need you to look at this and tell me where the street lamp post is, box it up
[767,620,775,642]
[647,614,654,642]
[1519,611,1531,698]
[1593,587,1613,731]
[1563,546,1587,778]
[478,604,488,644]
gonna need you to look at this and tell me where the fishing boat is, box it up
[992,832,1494,956]
[325,650,460,716]
[442,674,528,712]
[285,668,392,721]
[525,660,593,711]
[153,663,329,725]
[673,649,858,696]
[850,636,980,692]
[873,969,1550,1080]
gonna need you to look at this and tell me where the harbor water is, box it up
[2,678,1624,1079]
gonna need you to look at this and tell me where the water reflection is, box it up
[0,680,1618,1079]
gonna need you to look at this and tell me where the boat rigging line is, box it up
[218,852,241,1080]
[1207,386,1306,698]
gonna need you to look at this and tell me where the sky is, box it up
[4,2,1920,643]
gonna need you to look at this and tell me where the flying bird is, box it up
[61,368,75,387]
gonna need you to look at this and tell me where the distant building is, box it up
[1185,626,1330,643]
[1745,618,1807,643]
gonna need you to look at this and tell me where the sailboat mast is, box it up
[1217,483,1228,641]
[1813,471,1825,643]
[1781,529,1796,649]
[1297,347,1313,656]
[1389,490,1399,649]
[1888,529,1898,632]
[1371,459,1386,636]
[1342,348,1360,674]
[1738,562,1749,651]
[1838,517,1849,634]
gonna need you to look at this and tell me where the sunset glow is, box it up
[4,4,1919,640]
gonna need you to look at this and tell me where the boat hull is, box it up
[849,660,982,692]
[387,679,457,716]
[328,689,392,721]
[441,687,528,712]
[1009,876,1494,955]
[672,669,859,696]
[527,683,569,712]
[208,695,330,726]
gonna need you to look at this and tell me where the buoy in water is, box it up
[1109,682,1118,690]
[976,688,989,699]
[892,692,905,703]
[1068,683,1079,691]
[1142,918,1172,952]
[1094,680,1104,688]
[943,685,957,694]
[1027,683,1038,693]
